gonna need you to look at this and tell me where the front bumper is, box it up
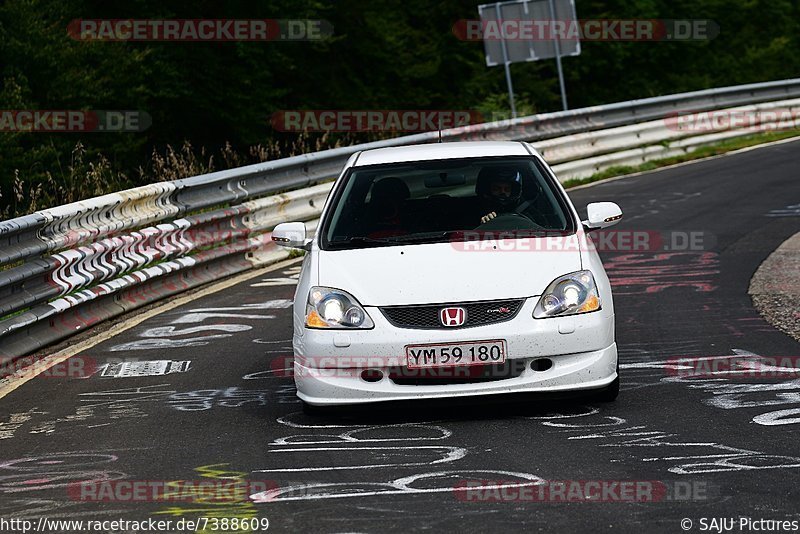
[293,297,616,406]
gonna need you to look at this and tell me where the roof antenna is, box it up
[438,114,443,143]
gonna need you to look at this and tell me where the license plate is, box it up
[405,340,506,369]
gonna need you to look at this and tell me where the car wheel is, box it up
[591,364,620,402]
[302,400,334,416]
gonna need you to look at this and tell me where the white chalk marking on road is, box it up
[0,258,301,401]
[254,446,466,472]
[271,423,452,445]
[250,470,544,503]
[99,360,192,378]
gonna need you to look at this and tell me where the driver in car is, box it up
[365,176,410,238]
[476,167,524,224]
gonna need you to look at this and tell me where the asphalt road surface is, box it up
[1,140,799,533]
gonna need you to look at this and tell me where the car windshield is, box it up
[321,156,574,249]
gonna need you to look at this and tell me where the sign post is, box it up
[547,0,569,110]
[494,2,518,118]
[478,0,580,115]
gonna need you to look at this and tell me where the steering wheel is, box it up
[475,211,544,231]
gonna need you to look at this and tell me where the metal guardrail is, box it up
[539,98,800,164]
[4,78,800,268]
[547,97,800,179]
[1,78,799,360]
[0,184,332,358]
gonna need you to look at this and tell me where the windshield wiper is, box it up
[332,231,478,248]
[330,236,396,248]
[387,231,466,244]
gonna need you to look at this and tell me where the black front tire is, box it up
[302,401,340,416]
[302,401,321,415]
[591,363,620,402]
[592,375,619,402]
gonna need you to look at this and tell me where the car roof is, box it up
[354,141,535,167]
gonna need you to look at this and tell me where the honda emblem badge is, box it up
[440,307,467,327]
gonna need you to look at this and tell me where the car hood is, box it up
[317,237,583,306]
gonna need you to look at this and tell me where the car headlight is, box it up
[305,286,374,329]
[533,271,601,318]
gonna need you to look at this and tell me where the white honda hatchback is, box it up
[273,141,622,410]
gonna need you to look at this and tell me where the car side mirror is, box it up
[272,222,311,250]
[582,202,623,232]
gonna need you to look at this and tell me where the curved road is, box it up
[1,139,799,533]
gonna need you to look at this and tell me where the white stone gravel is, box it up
[750,232,800,342]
